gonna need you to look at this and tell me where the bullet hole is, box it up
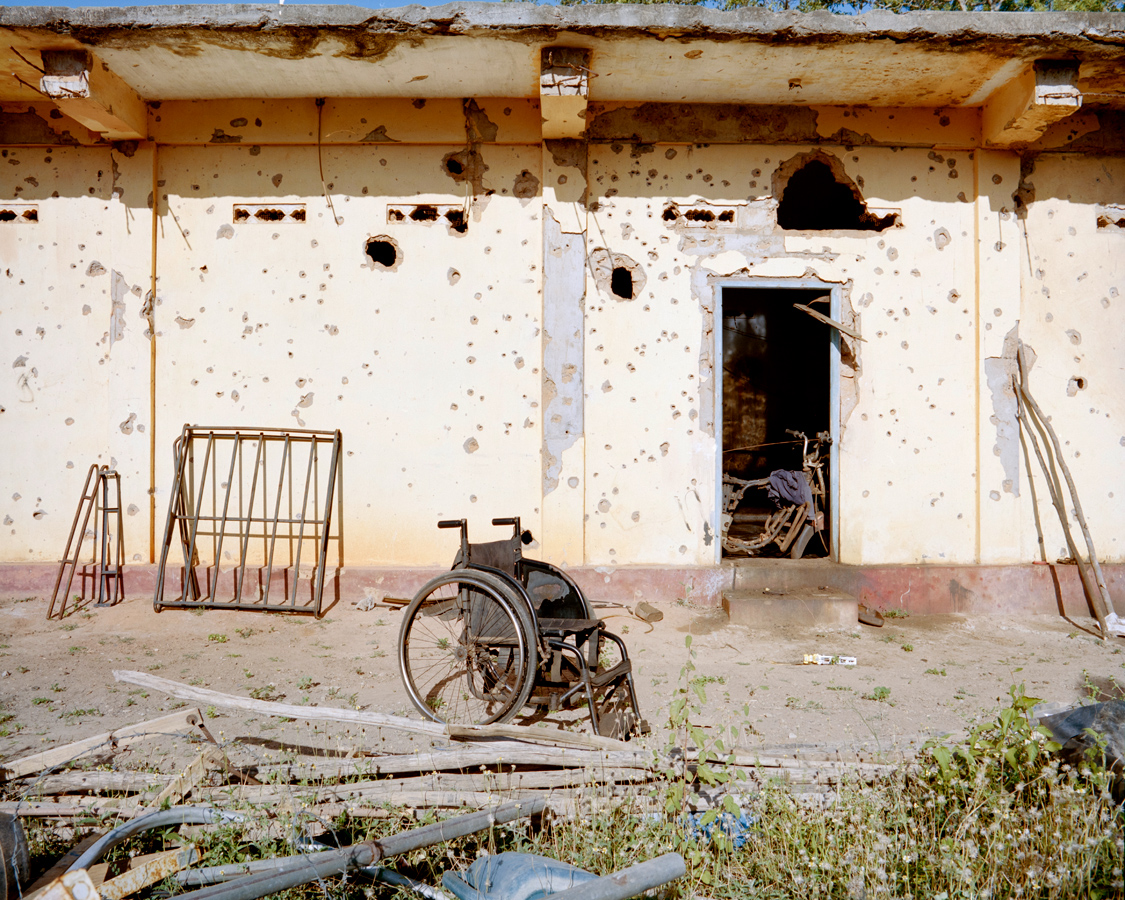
[448,268,461,285]
[1066,329,1081,345]
[85,261,106,277]
[445,157,464,175]
[464,437,479,454]
[364,236,400,270]
[775,153,897,231]
[271,174,283,188]
[513,169,540,199]
[1067,376,1087,396]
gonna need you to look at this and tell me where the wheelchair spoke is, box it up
[399,573,531,725]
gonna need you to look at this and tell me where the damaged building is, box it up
[0,5,1123,616]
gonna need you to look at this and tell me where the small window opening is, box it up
[365,238,397,268]
[777,159,895,232]
[0,210,16,222]
[611,266,633,300]
[410,205,439,222]
[233,207,250,222]
[662,205,679,221]
[254,208,286,222]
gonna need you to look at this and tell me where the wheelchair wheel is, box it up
[399,570,535,726]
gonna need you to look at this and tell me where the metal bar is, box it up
[154,433,188,611]
[262,434,292,608]
[185,433,216,602]
[48,463,99,619]
[313,431,342,618]
[172,801,544,900]
[288,436,318,609]
[235,436,265,605]
[97,470,110,606]
[210,436,240,603]
[541,854,685,900]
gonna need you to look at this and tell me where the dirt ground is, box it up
[3,590,1125,774]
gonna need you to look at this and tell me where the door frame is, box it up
[712,278,842,563]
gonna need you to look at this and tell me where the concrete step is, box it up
[722,586,858,628]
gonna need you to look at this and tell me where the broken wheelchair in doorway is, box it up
[397,518,648,740]
[721,429,829,559]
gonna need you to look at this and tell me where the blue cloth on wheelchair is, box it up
[766,469,814,521]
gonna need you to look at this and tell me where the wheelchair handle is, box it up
[492,518,517,527]
[438,519,465,529]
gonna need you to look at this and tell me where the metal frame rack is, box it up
[154,426,343,617]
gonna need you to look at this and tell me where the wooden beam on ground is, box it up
[94,846,199,900]
[1,709,211,782]
[113,670,446,738]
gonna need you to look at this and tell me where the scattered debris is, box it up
[858,604,885,628]
[0,710,213,782]
[802,654,857,667]
[633,601,663,624]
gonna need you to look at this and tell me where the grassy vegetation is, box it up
[11,640,1123,900]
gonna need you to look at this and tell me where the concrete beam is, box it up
[540,47,589,140]
[983,60,1081,147]
[39,49,147,140]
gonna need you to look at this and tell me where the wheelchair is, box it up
[397,518,648,740]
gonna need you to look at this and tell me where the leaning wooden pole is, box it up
[1015,343,1115,635]
[1014,379,1109,638]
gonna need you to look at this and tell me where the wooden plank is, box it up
[210,768,650,806]
[1,710,211,781]
[113,671,446,738]
[793,302,866,342]
[254,746,652,781]
[26,771,173,795]
[148,748,219,809]
[446,723,630,751]
[95,846,198,900]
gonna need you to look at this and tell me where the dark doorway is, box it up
[721,287,832,558]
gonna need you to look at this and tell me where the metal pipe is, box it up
[67,807,237,874]
[173,800,543,900]
[535,854,685,900]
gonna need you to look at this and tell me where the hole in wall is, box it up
[610,267,634,300]
[445,157,464,175]
[445,209,468,234]
[774,153,897,232]
[364,236,400,270]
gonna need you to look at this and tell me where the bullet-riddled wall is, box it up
[2,99,1124,571]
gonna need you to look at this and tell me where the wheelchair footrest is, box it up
[589,658,632,688]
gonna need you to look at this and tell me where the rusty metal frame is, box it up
[48,464,125,619]
[154,426,343,617]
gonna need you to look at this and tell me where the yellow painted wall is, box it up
[3,103,1123,570]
